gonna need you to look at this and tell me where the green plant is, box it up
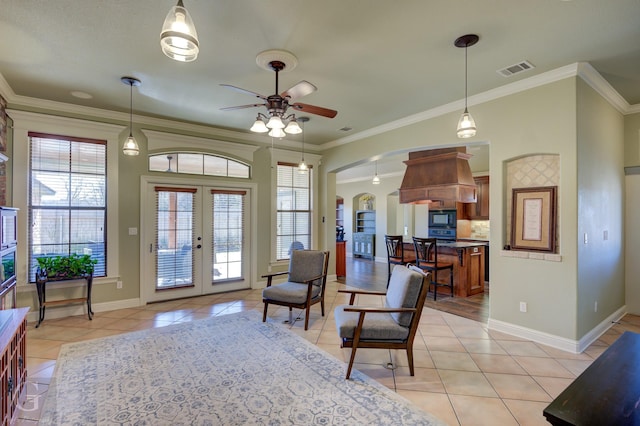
[36,253,97,279]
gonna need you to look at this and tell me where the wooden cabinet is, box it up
[1,308,28,426]
[465,175,489,220]
[336,241,346,278]
[353,233,375,259]
[0,208,18,310]
[438,244,485,297]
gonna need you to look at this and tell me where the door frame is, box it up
[140,175,258,304]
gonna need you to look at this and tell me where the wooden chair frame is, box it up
[384,234,406,287]
[262,250,330,330]
[337,268,430,379]
[413,237,454,301]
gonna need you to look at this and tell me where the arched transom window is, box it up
[149,152,250,178]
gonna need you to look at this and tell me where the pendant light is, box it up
[372,161,380,184]
[121,76,141,156]
[455,34,479,139]
[160,0,199,62]
[298,117,309,174]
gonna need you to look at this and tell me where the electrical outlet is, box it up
[519,302,527,313]
[595,301,598,312]
[117,280,123,289]
[603,230,608,241]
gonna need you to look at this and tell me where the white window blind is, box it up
[28,132,107,281]
[154,187,196,289]
[211,189,245,282]
[276,163,311,260]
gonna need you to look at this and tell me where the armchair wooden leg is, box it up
[262,303,268,322]
[407,343,415,376]
[346,347,357,379]
[304,306,310,330]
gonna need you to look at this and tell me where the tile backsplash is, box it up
[470,220,490,240]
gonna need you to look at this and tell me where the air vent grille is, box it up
[338,127,353,132]
[497,60,535,77]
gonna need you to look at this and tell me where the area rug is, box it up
[39,310,445,425]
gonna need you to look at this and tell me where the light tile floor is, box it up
[16,281,640,425]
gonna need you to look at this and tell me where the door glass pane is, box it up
[212,192,244,282]
[156,190,194,289]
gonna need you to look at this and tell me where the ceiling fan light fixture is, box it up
[160,0,199,62]
[266,115,285,129]
[455,34,479,139]
[268,127,286,138]
[284,119,302,134]
[250,118,269,133]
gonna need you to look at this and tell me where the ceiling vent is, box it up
[497,60,535,77]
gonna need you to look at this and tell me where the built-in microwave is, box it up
[428,209,456,228]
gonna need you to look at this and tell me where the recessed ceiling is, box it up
[0,0,638,148]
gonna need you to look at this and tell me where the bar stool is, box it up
[384,235,406,287]
[412,237,454,300]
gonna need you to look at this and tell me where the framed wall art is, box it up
[511,186,557,252]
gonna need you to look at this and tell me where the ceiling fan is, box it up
[220,52,337,138]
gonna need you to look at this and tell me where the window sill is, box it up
[500,250,562,262]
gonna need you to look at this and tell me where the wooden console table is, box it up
[543,331,640,425]
[0,307,28,426]
[35,272,93,328]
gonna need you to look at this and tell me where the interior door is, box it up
[143,181,250,303]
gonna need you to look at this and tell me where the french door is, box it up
[142,180,250,303]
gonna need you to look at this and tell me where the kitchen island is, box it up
[403,241,486,297]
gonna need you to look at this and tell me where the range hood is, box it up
[399,147,477,204]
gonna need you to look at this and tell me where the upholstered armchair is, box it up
[334,264,430,379]
[262,250,330,330]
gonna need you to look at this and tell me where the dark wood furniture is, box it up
[35,270,94,328]
[402,241,485,298]
[336,240,346,278]
[0,307,28,426]
[384,235,407,286]
[413,237,454,301]
[0,208,18,310]
[543,331,640,426]
[466,175,489,219]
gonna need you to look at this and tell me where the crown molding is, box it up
[321,62,638,150]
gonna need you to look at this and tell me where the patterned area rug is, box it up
[40,310,445,425]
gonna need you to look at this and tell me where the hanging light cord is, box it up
[128,82,134,137]
[464,43,469,112]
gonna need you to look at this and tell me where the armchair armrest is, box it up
[338,287,387,305]
[343,306,417,314]
[261,270,289,287]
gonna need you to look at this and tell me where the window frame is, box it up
[9,110,121,287]
[275,161,312,261]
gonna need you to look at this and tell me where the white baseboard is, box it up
[488,305,626,353]
[27,298,142,324]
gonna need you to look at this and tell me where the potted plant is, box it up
[36,253,97,281]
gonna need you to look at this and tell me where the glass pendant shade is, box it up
[456,109,477,138]
[268,127,286,138]
[285,120,302,134]
[250,118,269,133]
[298,160,308,174]
[372,174,380,184]
[160,0,199,62]
[123,134,140,156]
[266,116,285,129]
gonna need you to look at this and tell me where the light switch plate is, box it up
[128,227,138,236]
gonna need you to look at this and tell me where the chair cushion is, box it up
[334,306,410,341]
[385,265,424,327]
[289,250,326,284]
[263,281,321,304]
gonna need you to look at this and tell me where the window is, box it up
[149,152,250,178]
[212,190,246,281]
[276,163,311,260]
[28,133,106,281]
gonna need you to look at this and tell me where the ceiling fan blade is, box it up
[291,102,338,118]
[220,103,264,111]
[281,81,317,100]
[220,84,267,100]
